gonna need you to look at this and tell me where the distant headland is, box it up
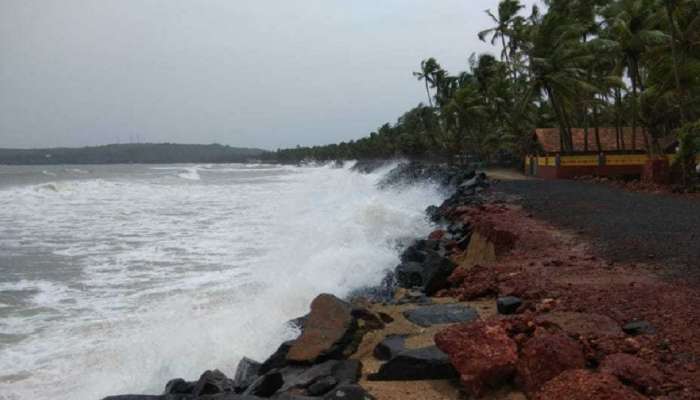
[0,143,269,165]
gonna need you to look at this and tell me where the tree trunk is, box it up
[630,62,638,152]
[501,35,518,99]
[593,98,602,152]
[665,1,688,124]
[615,88,626,150]
[425,79,433,108]
[633,59,652,155]
[546,86,568,152]
[558,96,575,152]
[584,103,590,152]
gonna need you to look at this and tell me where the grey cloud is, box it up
[0,0,538,149]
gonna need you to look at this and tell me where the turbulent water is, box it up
[0,163,443,400]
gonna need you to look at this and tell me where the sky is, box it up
[0,0,538,150]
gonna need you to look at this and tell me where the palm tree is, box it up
[651,0,700,124]
[413,58,442,108]
[480,0,525,94]
[520,9,597,152]
[602,0,669,151]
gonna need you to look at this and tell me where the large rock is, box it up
[402,304,478,327]
[347,272,396,303]
[307,376,338,396]
[368,346,457,381]
[331,360,362,384]
[104,395,261,400]
[395,251,456,295]
[272,359,362,394]
[515,333,586,394]
[272,394,317,400]
[233,357,262,393]
[373,335,406,361]
[421,252,457,295]
[534,312,623,339]
[105,394,276,400]
[435,320,518,397]
[400,240,439,263]
[286,294,357,364]
[103,397,180,400]
[164,378,195,394]
[534,369,646,400]
[260,341,295,375]
[243,371,284,397]
[279,360,338,391]
[322,384,376,400]
[395,262,425,288]
[194,370,235,396]
[600,353,664,395]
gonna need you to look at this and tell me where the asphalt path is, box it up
[495,179,700,280]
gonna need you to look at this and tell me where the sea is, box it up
[0,162,443,400]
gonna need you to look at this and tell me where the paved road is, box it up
[495,179,700,280]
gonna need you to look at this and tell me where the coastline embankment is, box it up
[104,162,700,400]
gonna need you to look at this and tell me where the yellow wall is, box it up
[527,154,699,169]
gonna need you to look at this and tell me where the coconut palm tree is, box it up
[413,58,442,108]
[480,0,526,95]
[520,9,598,152]
[602,0,669,150]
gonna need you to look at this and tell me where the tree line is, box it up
[0,143,267,165]
[269,0,700,176]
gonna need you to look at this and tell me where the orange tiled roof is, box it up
[534,128,676,153]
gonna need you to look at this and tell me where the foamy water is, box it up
[0,163,442,400]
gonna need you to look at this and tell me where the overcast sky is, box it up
[0,0,538,150]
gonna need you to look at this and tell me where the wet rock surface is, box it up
[402,304,478,327]
[259,341,295,375]
[377,162,477,189]
[368,346,457,381]
[233,358,262,393]
[286,294,357,364]
[194,370,236,396]
[244,371,284,397]
[372,335,406,361]
[395,251,457,296]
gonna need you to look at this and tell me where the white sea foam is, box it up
[0,163,442,400]
[177,166,201,180]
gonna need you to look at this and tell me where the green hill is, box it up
[0,143,269,165]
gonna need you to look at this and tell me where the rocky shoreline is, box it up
[103,162,700,400]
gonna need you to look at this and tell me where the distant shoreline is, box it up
[0,143,270,165]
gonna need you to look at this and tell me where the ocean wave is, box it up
[0,163,441,400]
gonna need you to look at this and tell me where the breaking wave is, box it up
[0,163,442,400]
